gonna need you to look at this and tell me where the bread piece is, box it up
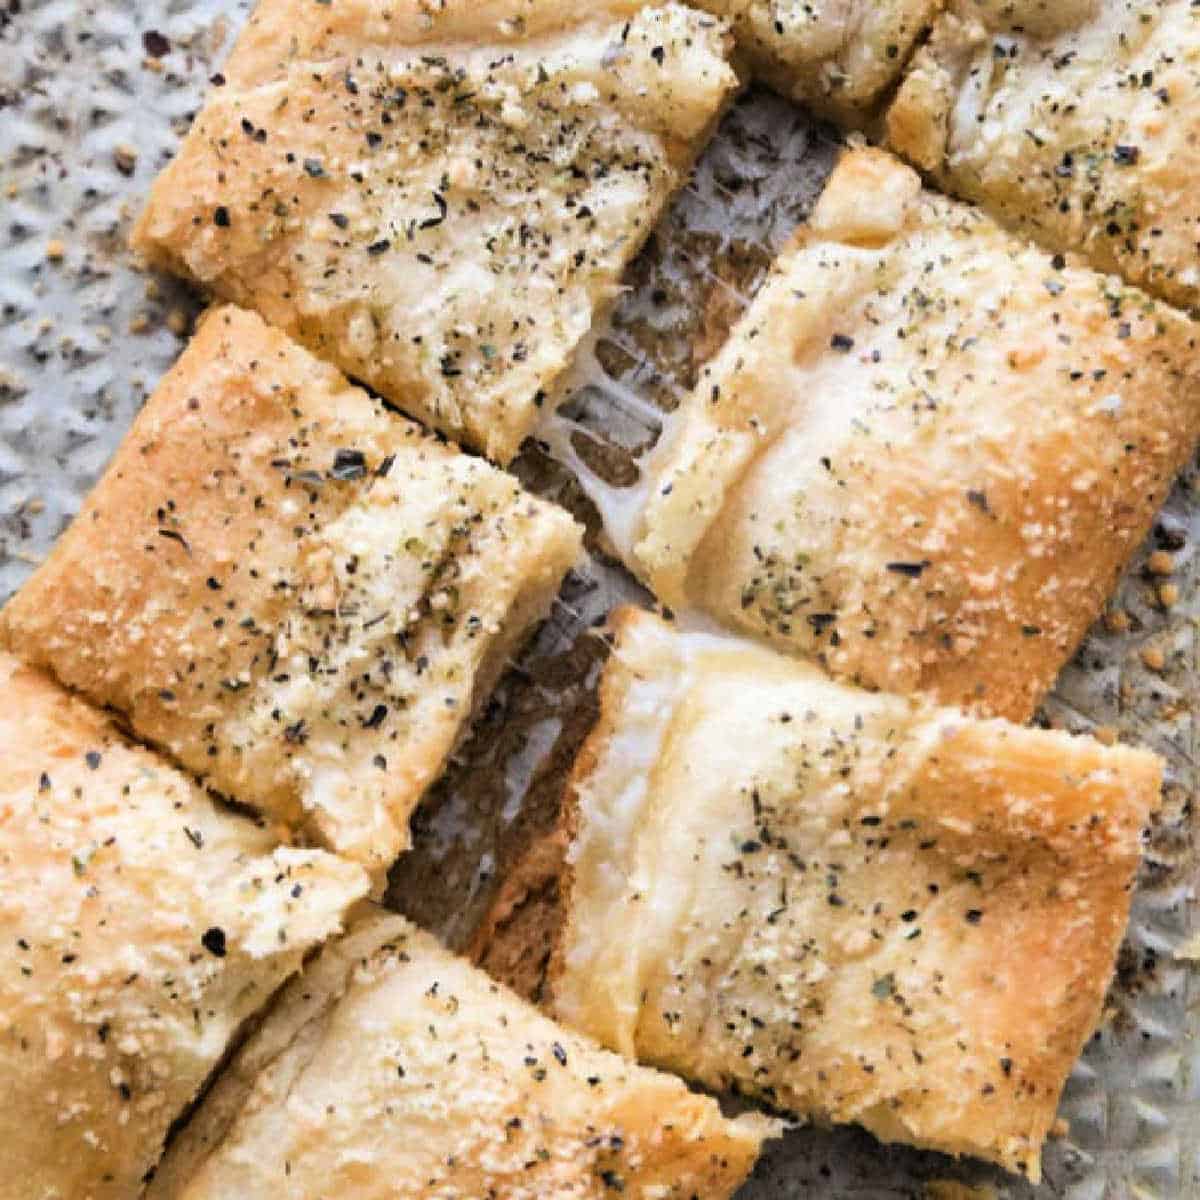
[692,0,943,119]
[629,147,1200,721]
[0,652,368,1200]
[146,912,773,1200]
[131,1,738,463]
[539,608,1161,1180]
[888,0,1200,311]
[0,306,582,875]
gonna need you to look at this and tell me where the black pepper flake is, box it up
[367,239,391,256]
[965,909,984,925]
[38,772,51,793]
[303,158,326,178]
[142,29,170,58]
[329,212,349,229]
[552,1042,568,1066]
[362,704,388,730]
[201,927,227,958]
[1113,144,1141,166]
[830,333,855,352]
[650,45,665,65]
[158,528,191,555]
[330,449,368,481]
[886,560,931,579]
[420,192,448,230]
[213,206,231,228]
[85,751,102,771]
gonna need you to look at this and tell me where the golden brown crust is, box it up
[220,0,655,84]
[692,0,945,120]
[549,609,1162,1180]
[631,147,1200,722]
[148,912,774,1199]
[0,306,582,874]
[132,2,738,462]
[0,652,368,1200]
[887,0,1200,310]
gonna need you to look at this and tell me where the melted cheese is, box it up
[629,148,1200,721]
[553,608,1162,1180]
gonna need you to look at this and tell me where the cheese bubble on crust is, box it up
[0,653,369,1200]
[629,147,1200,722]
[131,0,739,463]
[146,913,774,1200]
[550,607,1162,1181]
[888,0,1200,311]
[0,306,583,876]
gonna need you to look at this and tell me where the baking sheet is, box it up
[2,3,1199,1197]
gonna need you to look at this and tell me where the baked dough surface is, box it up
[631,148,1200,721]
[0,306,582,874]
[551,609,1162,1180]
[132,0,738,462]
[888,0,1200,310]
[0,652,368,1200]
[692,0,942,118]
[147,913,772,1199]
